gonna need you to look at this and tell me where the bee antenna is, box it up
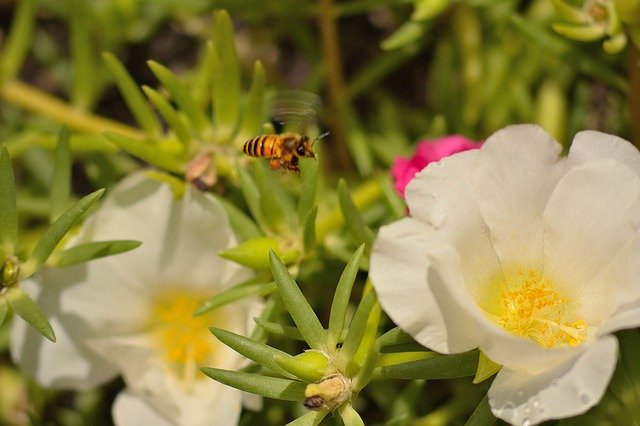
[313,131,330,145]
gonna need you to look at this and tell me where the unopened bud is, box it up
[1,256,20,289]
[303,374,352,411]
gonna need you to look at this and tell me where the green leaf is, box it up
[0,298,8,327]
[339,404,365,426]
[328,244,365,349]
[211,10,241,140]
[337,179,374,248]
[552,23,606,42]
[20,188,105,278]
[353,340,380,392]
[0,0,36,82]
[237,165,268,230]
[269,250,326,349]
[69,0,98,109]
[52,240,141,267]
[6,288,55,342]
[209,327,292,377]
[102,52,161,136]
[287,410,328,426]
[374,350,479,380]
[338,291,376,370]
[377,327,417,347]
[412,0,452,21]
[297,156,319,224]
[213,195,262,241]
[238,61,267,141]
[49,127,72,222]
[147,60,210,133]
[201,368,306,401]
[250,161,295,233]
[219,237,299,270]
[194,279,275,316]
[254,317,304,340]
[143,170,185,198]
[381,21,427,51]
[274,351,329,383]
[302,206,317,254]
[549,0,587,24]
[104,133,184,173]
[376,173,405,220]
[473,351,502,384]
[0,145,18,258]
[142,85,192,147]
[465,395,495,426]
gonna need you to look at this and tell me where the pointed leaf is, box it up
[20,188,105,278]
[274,350,329,382]
[53,240,141,267]
[254,317,304,340]
[337,179,374,247]
[6,288,55,342]
[213,196,261,240]
[286,410,328,426]
[105,133,184,173]
[465,395,495,426]
[473,351,502,384]
[237,165,268,230]
[147,60,210,133]
[251,161,295,233]
[0,298,8,326]
[353,340,380,392]
[302,206,317,254]
[69,0,98,109]
[374,350,479,380]
[102,52,161,136]
[238,61,267,141]
[201,368,306,401]
[219,237,299,270]
[49,126,72,222]
[209,327,292,377]
[549,0,588,24]
[269,250,326,349]
[339,404,364,426]
[297,156,319,224]
[0,145,18,258]
[328,244,365,349]
[194,279,275,316]
[211,10,241,139]
[0,0,36,81]
[142,85,192,146]
[338,290,376,369]
[377,327,416,347]
[552,23,606,42]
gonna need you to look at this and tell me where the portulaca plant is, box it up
[371,124,640,424]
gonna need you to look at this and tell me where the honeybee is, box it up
[242,133,318,173]
[242,90,326,174]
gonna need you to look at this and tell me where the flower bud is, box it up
[303,373,352,411]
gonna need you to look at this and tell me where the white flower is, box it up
[370,125,640,425]
[11,173,261,426]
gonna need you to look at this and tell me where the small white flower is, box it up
[11,173,261,426]
[370,125,640,425]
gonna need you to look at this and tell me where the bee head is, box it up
[296,136,315,158]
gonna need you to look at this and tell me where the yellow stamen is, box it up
[150,290,227,384]
[479,267,587,348]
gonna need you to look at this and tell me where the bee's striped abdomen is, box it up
[242,135,277,158]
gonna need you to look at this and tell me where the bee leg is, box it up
[268,158,281,170]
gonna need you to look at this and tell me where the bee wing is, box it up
[270,90,322,133]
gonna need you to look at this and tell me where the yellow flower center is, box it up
[479,268,587,348]
[150,290,227,383]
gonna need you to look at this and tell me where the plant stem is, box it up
[317,0,353,171]
[0,80,144,140]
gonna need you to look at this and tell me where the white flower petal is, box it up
[472,124,564,269]
[370,218,478,353]
[542,160,640,323]
[78,172,249,291]
[113,391,173,426]
[405,150,501,295]
[10,278,119,389]
[489,335,618,425]
[568,130,640,176]
[599,297,640,335]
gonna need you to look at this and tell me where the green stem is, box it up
[0,80,144,140]
[315,178,383,241]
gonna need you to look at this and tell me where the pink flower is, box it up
[391,135,482,197]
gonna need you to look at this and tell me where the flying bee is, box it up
[242,90,326,174]
[242,132,327,173]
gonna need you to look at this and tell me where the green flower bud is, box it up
[275,350,331,382]
[1,256,20,289]
[303,373,352,411]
